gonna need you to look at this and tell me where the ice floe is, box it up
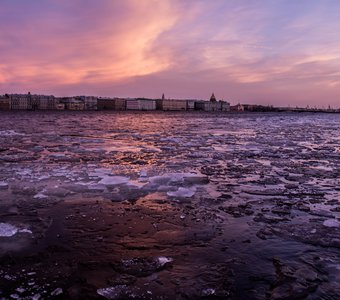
[157,256,173,267]
[167,187,196,198]
[0,181,9,189]
[0,223,32,237]
[0,223,18,237]
[0,130,23,136]
[98,176,130,185]
[323,219,340,228]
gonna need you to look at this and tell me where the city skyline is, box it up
[1,1,340,107]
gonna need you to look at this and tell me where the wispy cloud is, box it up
[1,0,340,106]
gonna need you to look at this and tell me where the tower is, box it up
[210,93,216,102]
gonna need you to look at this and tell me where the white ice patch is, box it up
[0,223,18,237]
[139,169,148,182]
[0,223,32,237]
[98,176,130,185]
[19,229,33,234]
[0,181,9,189]
[0,130,23,136]
[97,285,127,300]
[157,256,173,267]
[167,187,196,198]
[34,191,48,199]
[51,288,63,296]
[323,219,340,228]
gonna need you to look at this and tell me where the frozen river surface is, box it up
[0,111,339,299]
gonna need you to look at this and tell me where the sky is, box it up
[1,0,340,107]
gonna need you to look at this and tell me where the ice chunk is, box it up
[183,174,209,185]
[323,219,340,228]
[0,223,32,237]
[99,176,129,185]
[16,288,25,294]
[19,229,33,234]
[202,288,216,296]
[139,169,148,182]
[97,285,128,299]
[34,191,48,199]
[0,130,23,136]
[51,288,63,296]
[157,256,173,267]
[0,181,9,189]
[0,223,18,237]
[167,187,196,198]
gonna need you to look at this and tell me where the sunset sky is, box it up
[1,0,340,107]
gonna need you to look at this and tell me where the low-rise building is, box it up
[66,101,85,110]
[55,103,65,110]
[97,98,115,110]
[156,99,187,111]
[230,103,245,111]
[186,100,196,110]
[221,101,231,111]
[0,95,11,110]
[10,94,31,110]
[82,96,98,110]
[194,100,230,112]
[126,99,156,111]
[37,95,57,110]
[97,98,126,110]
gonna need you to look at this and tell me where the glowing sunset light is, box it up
[1,0,340,107]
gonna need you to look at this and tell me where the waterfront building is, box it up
[97,98,126,110]
[230,103,245,111]
[0,95,11,110]
[156,98,187,111]
[126,99,156,110]
[195,99,230,111]
[186,100,196,110]
[10,94,30,110]
[55,103,65,110]
[64,99,85,110]
[37,95,57,110]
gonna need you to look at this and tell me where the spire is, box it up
[210,93,216,102]
[162,93,165,100]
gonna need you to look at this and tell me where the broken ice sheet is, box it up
[0,181,9,189]
[98,175,130,185]
[323,219,340,228]
[0,223,32,237]
[0,223,18,237]
[167,187,197,198]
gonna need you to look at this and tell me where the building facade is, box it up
[126,99,156,110]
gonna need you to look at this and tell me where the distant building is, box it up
[55,103,65,110]
[126,99,156,111]
[10,94,30,110]
[156,98,187,111]
[195,98,230,112]
[230,103,244,111]
[186,100,196,110]
[97,98,126,110]
[67,102,85,110]
[82,96,98,110]
[59,97,85,110]
[0,95,11,110]
[37,95,57,110]
[210,93,217,102]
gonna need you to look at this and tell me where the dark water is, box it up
[0,111,339,299]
